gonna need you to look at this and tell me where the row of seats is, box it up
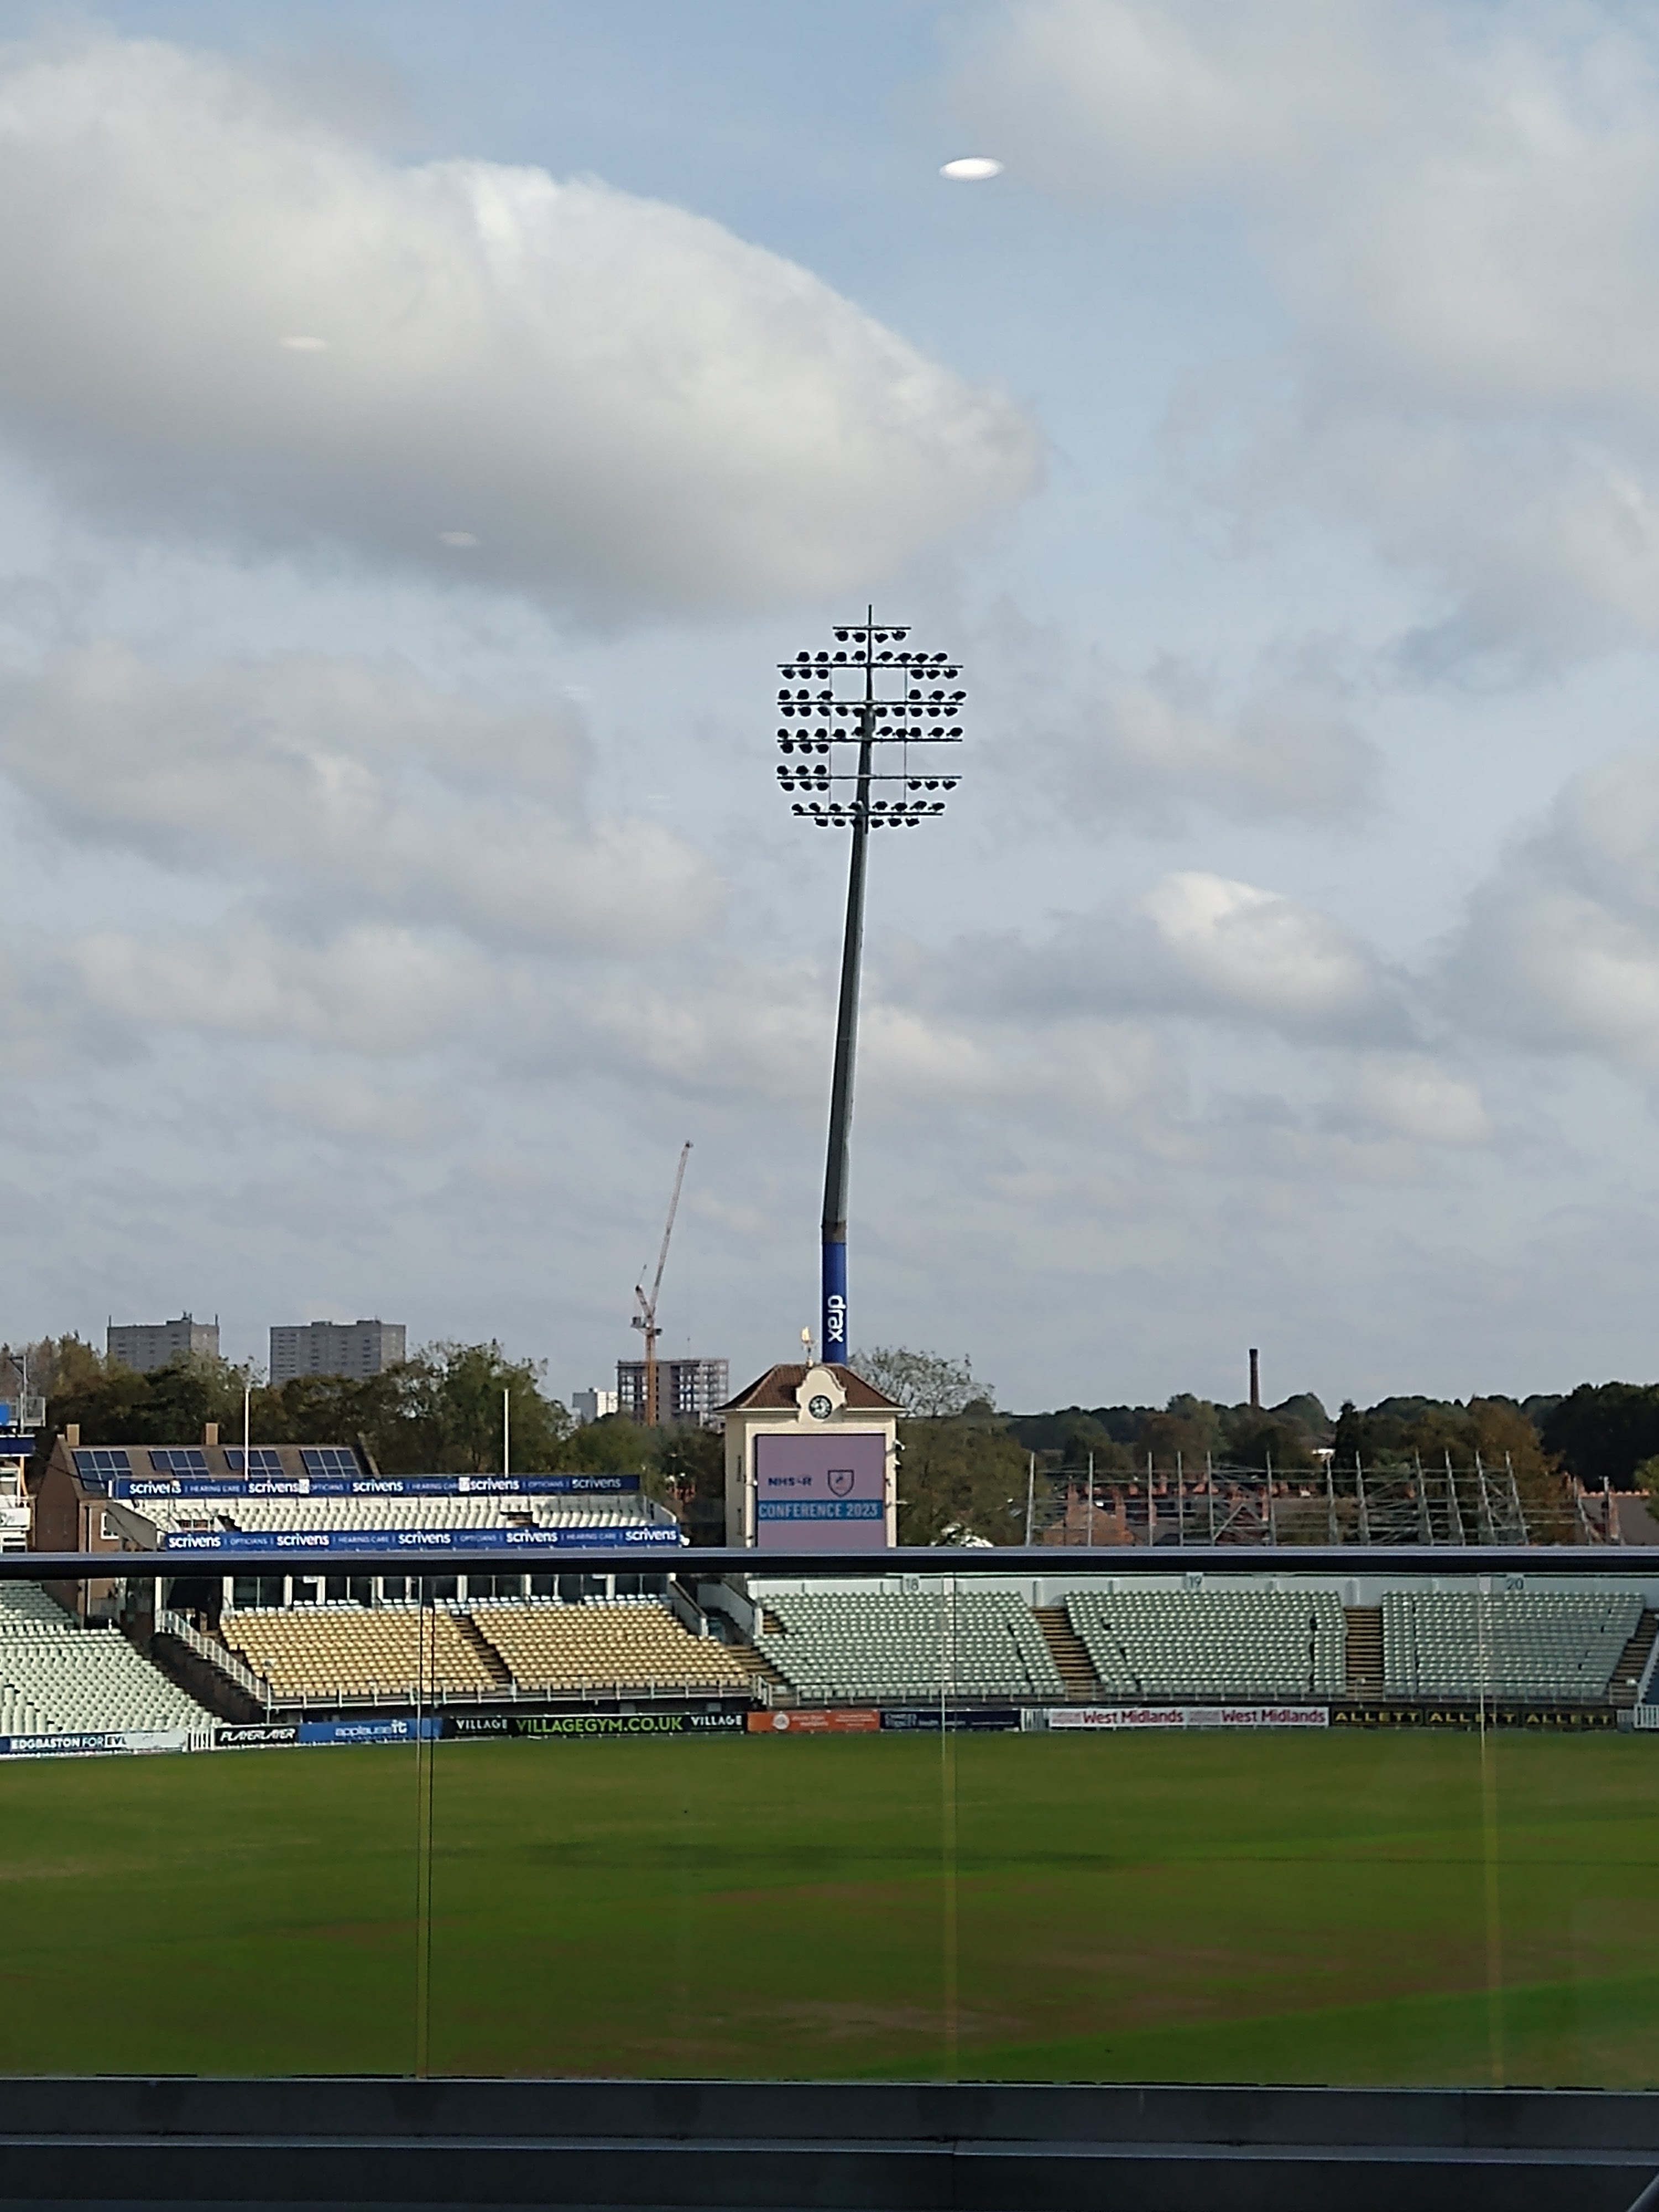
[1067,1589,1347,1698]
[1382,1590,1641,1699]
[0,1583,82,1635]
[0,1582,211,1734]
[0,1630,211,1733]
[755,1592,1066,1702]
[221,1597,747,1700]
[223,1604,506,1698]
[472,1600,750,1692]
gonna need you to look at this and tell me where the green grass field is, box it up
[1,1730,1657,2086]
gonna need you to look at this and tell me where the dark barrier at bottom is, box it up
[0,2076,1653,2211]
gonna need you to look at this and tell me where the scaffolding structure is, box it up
[1029,1452,1567,1549]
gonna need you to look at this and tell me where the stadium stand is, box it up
[755,1590,1067,1703]
[1381,1588,1642,1700]
[0,1582,212,1734]
[471,1598,754,1694]
[222,1604,507,1700]
[1066,1588,1346,1698]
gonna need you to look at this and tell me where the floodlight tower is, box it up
[774,608,966,1364]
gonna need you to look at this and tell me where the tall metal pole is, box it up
[774,612,963,1367]
[821,615,875,1363]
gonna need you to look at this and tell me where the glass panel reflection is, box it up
[0,1569,422,2075]
[0,1553,1654,2087]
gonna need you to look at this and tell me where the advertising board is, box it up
[1047,1705,1329,1731]
[747,1707,882,1734]
[295,1717,445,1745]
[0,1727,202,1758]
[753,1432,888,1553]
[159,1522,684,1553]
[450,1710,746,1739]
[112,1472,639,1501]
[880,1708,1023,1733]
[216,1723,300,1749]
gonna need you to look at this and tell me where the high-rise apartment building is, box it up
[615,1357,729,1428]
[107,1313,220,1373]
[571,1387,619,1425]
[269,1319,406,1385]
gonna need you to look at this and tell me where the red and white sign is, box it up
[1048,1704,1328,1731]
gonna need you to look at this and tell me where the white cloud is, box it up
[1045,656,1373,823]
[1324,1054,1490,1146]
[950,0,1659,659]
[0,33,1037,618]
[1141,870,1395,1031]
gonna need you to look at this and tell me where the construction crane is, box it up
[632,1141,691,1427]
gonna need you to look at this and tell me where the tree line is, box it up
[6,1336,723,1512]
[14,1334,1659,1548]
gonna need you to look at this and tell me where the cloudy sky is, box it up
[3,0,1659,1412]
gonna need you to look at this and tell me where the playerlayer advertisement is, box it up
[1047,1705,1330,1731]
[753,1431,888,1553]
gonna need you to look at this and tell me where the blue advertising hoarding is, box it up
[109,1472,640,1501]
[158,1521,685,1553]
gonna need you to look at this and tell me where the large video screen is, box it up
[753,1432,888,1552]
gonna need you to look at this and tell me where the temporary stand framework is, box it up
[1027,1453,1552,1548]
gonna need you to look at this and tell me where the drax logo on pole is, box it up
[774,609,966,1363]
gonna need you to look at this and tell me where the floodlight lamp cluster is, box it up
[774,618,965,830]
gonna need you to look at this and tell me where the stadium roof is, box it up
[720,1363,901,1413]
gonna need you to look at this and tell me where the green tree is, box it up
[1138,1395,1221,1472]
[366,1342,571,1474]
[896,1406,1029,1546]
[1219,1407,1315,1474]
[50,1352,255,1446]
[852,1347,980,1417]
[1541,1382,1659,1490]
[656,1422,726,1543]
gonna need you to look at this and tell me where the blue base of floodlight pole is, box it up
[821,1235,848,1364]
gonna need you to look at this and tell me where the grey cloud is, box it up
[1042,656,1373,824]
[0,644,714,955]
[1443,749,1659,1062]
[901,869,1413,1046]
[0,34,1038,620]
[952,0,1659,662]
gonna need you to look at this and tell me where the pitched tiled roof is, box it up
[720,1363,901,1413]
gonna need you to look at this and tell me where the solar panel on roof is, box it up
[149,1447,210,1477]
[225,1447,285,1477]
[300,1447,359,1480]
[72,1447,131,1484]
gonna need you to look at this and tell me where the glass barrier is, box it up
[0,1554,1656,2085]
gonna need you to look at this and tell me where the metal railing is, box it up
[156,1610,272,1706]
